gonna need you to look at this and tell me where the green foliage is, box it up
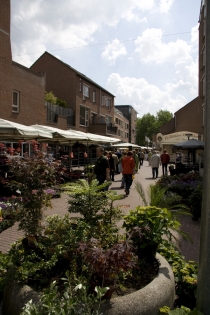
[65,179,109,225]
[158,241,198,302]
[7,153,58,236]
[0,252,11,297]
[64,180,123,237]
[45,91,67,108]
[136,110,173,145]
[159,306,203,315]
[45,91,57,105]
[8,215,90,287]
[136,113,156,145]
[156,172,202,218]
[123,206,183,248]
[20,271,108,315]
[156,110,173,130]
[135,181,189,212]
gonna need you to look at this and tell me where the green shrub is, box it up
[20,271,108,315]
[8,153,59,236]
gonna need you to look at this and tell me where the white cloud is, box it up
[135,28,192,64]
[10,0,172,67]
[101,40,127,64]
[106,73,187,117]
[159,0,175,13]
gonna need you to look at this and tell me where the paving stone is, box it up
[0,164,200,261]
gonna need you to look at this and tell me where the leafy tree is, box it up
[156,109,173,130]
[136,113,156,146]
[136,110,173,146]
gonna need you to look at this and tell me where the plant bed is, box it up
[2,253,174,315]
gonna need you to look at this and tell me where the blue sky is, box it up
[11,0,201,117]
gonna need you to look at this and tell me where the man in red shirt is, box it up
[160,149,170,176]
[122,151,136,195]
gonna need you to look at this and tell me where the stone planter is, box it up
[2,254,175,315]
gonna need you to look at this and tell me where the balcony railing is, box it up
[89,122,117,135]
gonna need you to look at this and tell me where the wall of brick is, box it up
[31,52,115,133]
[175,97,203,136]
[0,0,12,63]
[0,0,47,127]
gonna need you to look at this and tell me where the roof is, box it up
[115,104,139,115]
[12,61,45,78]
[31,51,115,97]
[114,107,124,117]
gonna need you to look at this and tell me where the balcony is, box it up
[89,122,117,136]
[46,103,75,126]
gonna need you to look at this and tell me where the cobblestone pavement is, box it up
[0,162,200,261]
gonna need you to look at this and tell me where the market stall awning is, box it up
[173,139,205,149]
[67,130,121,143]
[30,125,88,141]
[111,142,141,148]
[0,119,52,140]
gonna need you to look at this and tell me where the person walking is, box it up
[151,151,161,179]
[122,151,135,195]
[119,151,126,188]
[108,152,115,181]
[93,147,110,185]
[133,150,139,174]
[148,150,152,166]
[139,150,145,166]
[160,149,170,175]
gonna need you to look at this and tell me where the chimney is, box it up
[0,0,12,63]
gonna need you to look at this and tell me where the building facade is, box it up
[0,0,46,126]
[114,108,129,142]
[30,52,117,137]
[159,97,203,139]
[114,105,138,144]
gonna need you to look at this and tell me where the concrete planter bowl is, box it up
[2,253,175,315]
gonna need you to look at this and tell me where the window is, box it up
[83,84,89,98]
[93,91,96,102]
[91,112,97,124]
[12,90,20,113]
[118,129,123,137]
[80,106,89,126]
[106,115,112,124]
[106,98,111,107]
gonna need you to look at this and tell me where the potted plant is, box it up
[123,205,187,258]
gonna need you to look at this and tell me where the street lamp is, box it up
[185,133,193,140]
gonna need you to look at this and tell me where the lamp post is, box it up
[197,0,210,313]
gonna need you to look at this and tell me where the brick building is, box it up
[114,108,129,142]
[159,97,203,138]
[114,105,138,144]
[0,0,46,126]
[30,52,118,137]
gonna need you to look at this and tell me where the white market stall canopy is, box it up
[67,130,121,143]
[111,142,141,148]
[31,125,120,144]
[30,124,87,141]
[0,119,52,140]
